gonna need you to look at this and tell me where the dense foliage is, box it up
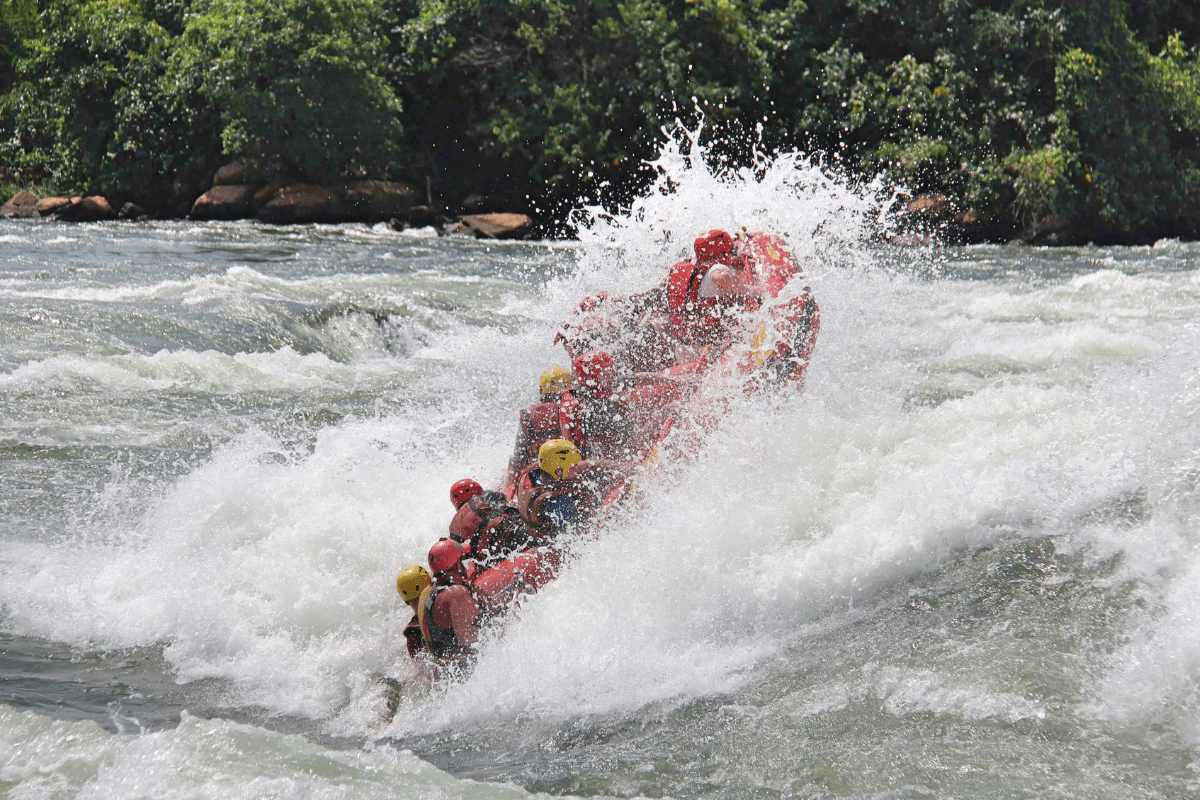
[2,0,1200,242]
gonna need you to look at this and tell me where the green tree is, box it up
[0,0,39,93]
[1052,0,1200,240]
[0,0,207,203]
[388,0,804,211]
[790,2,1071,236]
[170,0,403,183]
[3,0,1200,238]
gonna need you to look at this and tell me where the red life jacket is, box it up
[448,491,529,570]
[668,259,760,346]
[519,401,562,461]
[669,256,764,347]
[514,462,597,536]
[666,260,721,345]
[416,580,475,661]
[471,547,562,618]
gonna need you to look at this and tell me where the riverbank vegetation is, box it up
[2,0,1199,242]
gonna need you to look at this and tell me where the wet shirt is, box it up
[527,468,581,532]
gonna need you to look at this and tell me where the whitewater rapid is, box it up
[1,148,1199,798]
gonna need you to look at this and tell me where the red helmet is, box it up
[573,350,615,393]
[694,230,735,263]
[428,538,469,574]
[450,479,482,510]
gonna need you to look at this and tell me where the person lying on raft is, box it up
[447,478,530,572]
[671,229,821,388]
[664,228,763,357]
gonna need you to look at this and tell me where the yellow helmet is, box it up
[538,438,581,481]
[539,366,572,399]
[396,564,431,602]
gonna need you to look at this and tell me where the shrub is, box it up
[387,0,804,209]
[170,0,403,183]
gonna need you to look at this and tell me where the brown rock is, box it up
[213,156,267,187]
[57,196,117,222]
[251,176,296,212]
[119,202,148,220]
[342,180,421,222]
[190,184,260,221]
[1,190,39,218]
[170,159,216,217]
[36,197,73,216]
[1024,214,1075,246]
[956,208,980,225]
[906,194,951,216]
[459,212,534,240]
[82,196,117,221]
[255,184,350,224]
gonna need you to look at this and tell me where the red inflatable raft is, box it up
[404,231,819,671]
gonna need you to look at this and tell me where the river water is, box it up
[1,150,1199,799]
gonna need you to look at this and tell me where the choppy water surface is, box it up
[2,166,1200,799]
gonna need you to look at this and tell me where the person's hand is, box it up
[577,291,610,312]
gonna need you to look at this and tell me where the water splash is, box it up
[2,125,1198,788]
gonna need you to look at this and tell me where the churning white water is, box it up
[2,137,1199,798]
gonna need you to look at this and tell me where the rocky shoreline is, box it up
[0,157,535,240]
[0,160,1169,247]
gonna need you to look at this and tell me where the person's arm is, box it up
[626,284,668,317]
[632,370,699,387]
[402,614,424,658]
[505,410,536,490]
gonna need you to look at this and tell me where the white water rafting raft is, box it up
[389,229,820,689]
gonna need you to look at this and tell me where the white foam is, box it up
[869,665,1046,723]
[399,226,442,239]
[1081,326,1200,745]
[0,264,473,305]
[771,664,1045,724]
[0,706,554,800]
[0,347,399,394]
[1152,238,1186,252]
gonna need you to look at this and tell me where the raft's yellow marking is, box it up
[750,326,776,367]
